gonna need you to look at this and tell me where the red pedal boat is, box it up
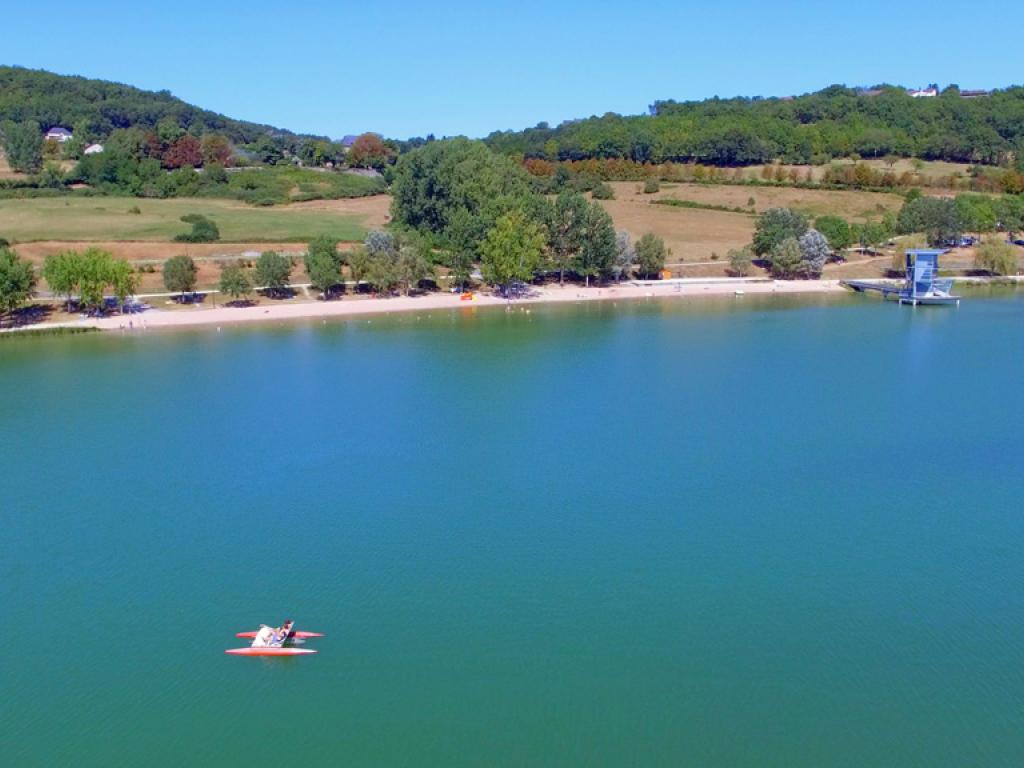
[225,620,323,657]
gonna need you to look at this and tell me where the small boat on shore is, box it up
[225,619,323,657]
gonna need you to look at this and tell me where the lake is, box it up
[2,291,1023,766]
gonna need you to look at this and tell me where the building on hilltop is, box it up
[45,126,73,143]
[960,89,989,99]
[908,87,938,98]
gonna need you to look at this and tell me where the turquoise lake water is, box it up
[2,291,1023,766]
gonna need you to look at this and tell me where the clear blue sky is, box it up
[5,0,1021,140]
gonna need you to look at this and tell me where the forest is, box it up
[485,85,1024,168]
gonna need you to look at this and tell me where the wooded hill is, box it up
[0,65,296,145]
[485,85,1024,168]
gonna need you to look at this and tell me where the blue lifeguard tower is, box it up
[898,249,959,305]
[843,249,960,306]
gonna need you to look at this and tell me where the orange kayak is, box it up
[225,647,317,656]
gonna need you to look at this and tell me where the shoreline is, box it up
[6,276,1020,335]
[8,278,846,334]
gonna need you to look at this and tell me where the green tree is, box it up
[0,120,44,173]
[347,246,371,292]
[219,262,254,302]
[814,215,853,253]
[752,208,808,256]
[43,250,84,310]
[163,255,198,299]
[480,210,545,294]
[109,259,138,310]
[305,250,341,299]
[390,138,532,257]
[728,246,753,276]
[78,247,116,311]
[365,251,399,294]
[304,236,342,299]
[574,203,616,286]
[255,251,292,297]
[974,239,1019,275]
[896,197,962,245]
[768,237,803,278]
[636,233,669,278]
[396,245,434,295]
[955,194,997,233]
[0,247,36,323]
[548,190,590,285]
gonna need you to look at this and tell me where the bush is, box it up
[974,239,1019,275]
[643,179,660,194]
[174,214,220,243]
[127,205,141,215]
[591,182,614,200]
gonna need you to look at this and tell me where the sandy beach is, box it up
[12,278,850,334]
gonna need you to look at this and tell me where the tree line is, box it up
[486,85,1024,169]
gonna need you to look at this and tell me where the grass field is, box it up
[0,196,384,243]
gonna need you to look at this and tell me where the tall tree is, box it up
[0,247,36,324]
[613,231,636,281]
[109,259,138,310]
[768,237,803,278]
[480,211,545,294]
[548,190,590,285]
[396,245,434,295]
[78,247,116,311]
[255,251,292,297]
[0,120,43,173]
[797,229,830,278]
[635,233,669,278]
[347,246,371,292]
[163,255,198,299]
[814,216,853,253]
[43,251,84,310]
[200,134,232,166]
[219,262,254,302]
[752,208,809,256]
[348,133,392,169]
[162,135,202,169]
[306,250,342,299]
[575,203,617,286]
[304,236,342,299]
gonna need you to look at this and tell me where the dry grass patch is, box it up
[596,192,754,263]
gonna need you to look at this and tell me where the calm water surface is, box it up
[2,292,1023,766]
